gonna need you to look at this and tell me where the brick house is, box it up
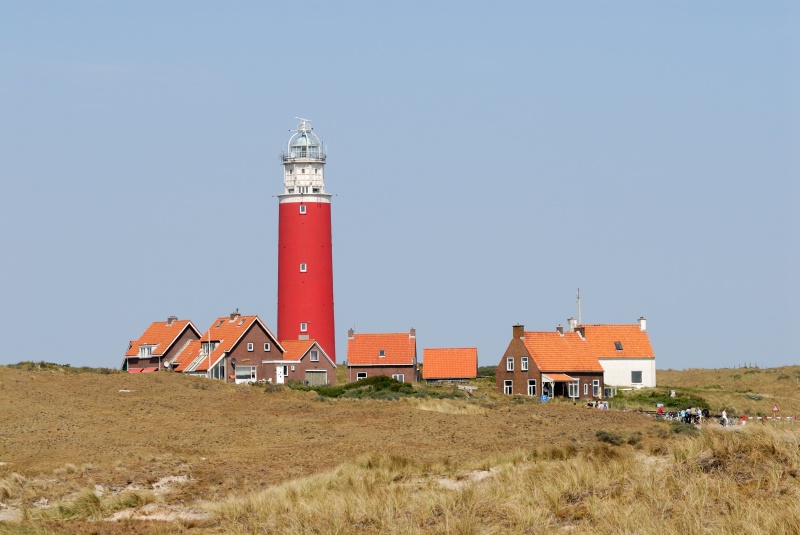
[346,328,420,383]
[496,324,604,399]
[124,316,201,372]
[262,339,336,386]
[576,317,655,389]
[422,347,478,383]
[173,311,283,383]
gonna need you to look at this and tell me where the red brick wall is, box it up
[347,365,418,383]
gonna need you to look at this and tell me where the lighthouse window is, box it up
[302,168,306,174]
[300,322,308,333]
[299,205,307,214]
[300,263,307,272]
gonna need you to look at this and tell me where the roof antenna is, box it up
[576,288,581,326]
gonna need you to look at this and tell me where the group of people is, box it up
[679,407,709,424]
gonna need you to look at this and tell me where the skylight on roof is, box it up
[379,349,385,357]
[216,320,224,328]
[614,341,623,351]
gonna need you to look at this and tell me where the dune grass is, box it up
[210,426,800,534]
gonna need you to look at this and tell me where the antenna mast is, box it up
[577,288,581,326]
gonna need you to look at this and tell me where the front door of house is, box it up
[276,365,285,384]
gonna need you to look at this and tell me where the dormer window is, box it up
[138,345,154,358]
[614,341,623,351]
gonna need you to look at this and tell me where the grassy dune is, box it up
[1,364,799,534]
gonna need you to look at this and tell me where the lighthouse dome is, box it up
[290,133,319,148]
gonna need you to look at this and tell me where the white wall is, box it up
[599,358,656,388]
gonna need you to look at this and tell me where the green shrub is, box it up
[595,430,624,446]
[625,389,709,410]
[670,422,699,436]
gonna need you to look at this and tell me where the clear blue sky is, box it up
[1,2,798,370]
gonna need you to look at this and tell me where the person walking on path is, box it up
[721,409,728,427]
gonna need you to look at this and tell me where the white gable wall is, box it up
[599,358,656,388]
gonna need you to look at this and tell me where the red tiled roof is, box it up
[173,339,204,372]
[422,348,477,379]
[347,332,416,366]
[126,319,198,357]
[281,339,316,361]
[543,373,576,382]
[580,324,654,359]
[522,331,604,373]
[173,315,278,373]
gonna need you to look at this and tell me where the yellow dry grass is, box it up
[1,364,799,534]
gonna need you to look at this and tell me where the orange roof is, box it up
[422,348,477,379]
[543,373,576,382]
[281,339,316,361]
[522,331,604,373]
[279,339,334,365]
[580,324,654,359]
[173,339,204,372]
[126,319,198,357]
[347,332,416,366]
[173,314,278,373]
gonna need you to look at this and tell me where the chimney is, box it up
[409,327,416,338]
[576,326,585,339]
[556,325,564,334]
[567,317,577,332]
[348,328,355,339]
[167,315,178,326]
[230,309,240,321]
[639,317,647,332]
[512,324,524,339]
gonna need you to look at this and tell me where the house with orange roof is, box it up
[422,348,478,383]
[574,317,655,389]
[173,311,283,383]
[346,328,420,383]
[496,324,604,399]
[261,339,336,386]
[124,316,201,372]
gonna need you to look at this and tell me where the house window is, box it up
[138,345,153,358]
[568,381,579,398]
[247,343,254,352]
[378,349,385,357]
[593,380,600,397]
[299,204,307,214]
[506,357,514,372]
[521,357,528,371]
[283,365,289,376]
[392,374,405,382]
[584,383,588,395]
[216,320,224,328]
[504,380,513,395]
[264,343,271,352]
[614,341,623,351]
[357,372,367,381]
[527,379,536,397]
[238,319,245,326]
[310,350,319,362]
[631,371,643,384]
[235,366,257,383]
[300,322,308,332]
[300,263,307,272]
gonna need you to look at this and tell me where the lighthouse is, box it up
[277,118,336,362]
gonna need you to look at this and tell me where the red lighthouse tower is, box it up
[277,118,336,362]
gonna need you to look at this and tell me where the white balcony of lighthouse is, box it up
[280,118,330,202]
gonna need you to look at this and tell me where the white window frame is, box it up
[506,357,514,372]
[378,349,385,357]
[138,345,154,358]
[521,356,528,371]
[584,382,588,395]
[504,380,513,395]
[356,372,367,381]
[235,366,257,383]
[300,322,308,333]
[568,381,579,398]
[593,380,600,397]
[300,263,307,272]
[247,342,254,352]
[310,350,319,362]
[527,379,536,397]
[392,374,405,382]
[264,343,271,352]
[299,204,307,214]
[631,371,643,384]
